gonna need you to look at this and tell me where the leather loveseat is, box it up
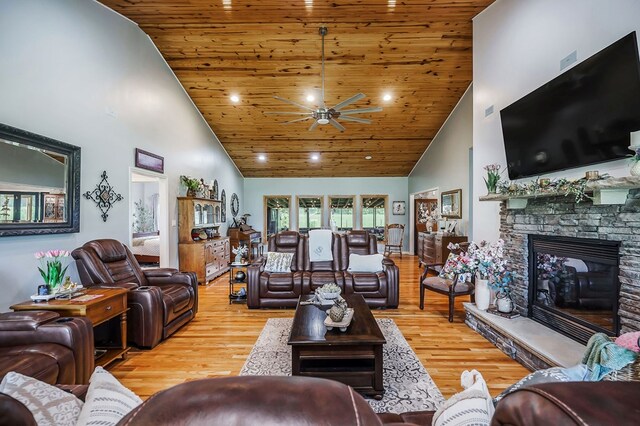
[72,239,198,349]
[2,376,637,426]
[247,230,399,309]
[0,311,94,385]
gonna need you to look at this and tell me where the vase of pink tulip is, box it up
[35,250,71,293]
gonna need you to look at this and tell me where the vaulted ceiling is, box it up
[99,0,493,177]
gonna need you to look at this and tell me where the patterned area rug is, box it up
[240,318,445,413]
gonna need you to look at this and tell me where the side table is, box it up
[228,262,249,304]
[11,287,130,367]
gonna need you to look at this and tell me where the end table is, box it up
[228,262,249,304]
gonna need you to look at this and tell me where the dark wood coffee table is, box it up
[288,293,386,399]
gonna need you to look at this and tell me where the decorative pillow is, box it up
[492,365,588,405]
[347,253,384,273]
[433,370,494,426]
[0,371,83,426]
[76,367,142,426]
[615,331,640,353]
[438,252,457,280]
[264,252,294,273]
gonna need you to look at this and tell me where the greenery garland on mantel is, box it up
[495,174,612,203]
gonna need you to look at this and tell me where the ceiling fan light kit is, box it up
[267,26,382,132]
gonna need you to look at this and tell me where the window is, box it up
[264,196,291,240]
[361,195,387,241]
[297,196,323,234]
[0,192,40,223]
[329,196,354,231]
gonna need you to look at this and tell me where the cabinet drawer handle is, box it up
[105,305,112,311]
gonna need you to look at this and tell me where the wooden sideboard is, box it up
[417,232,468,267]
[177,197,229,284]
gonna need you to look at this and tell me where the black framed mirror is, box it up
[0,123,81,236]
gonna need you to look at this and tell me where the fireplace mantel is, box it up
[479,176,640,209]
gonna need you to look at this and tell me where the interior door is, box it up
[413,198,438,254]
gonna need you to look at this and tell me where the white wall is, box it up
[409,85,473,237]
[243,177,409,250]
[0,0,243,310]
[472,0,640,242]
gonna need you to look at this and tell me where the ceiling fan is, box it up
[265,27,382,132]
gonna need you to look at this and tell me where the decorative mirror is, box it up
[0,123,81,236]
[231,193,239,218]
[441,189,462,219]
[221,190,227,223]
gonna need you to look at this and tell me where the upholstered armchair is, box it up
[72,239,198,348]
[342,230,399,308]
[247,231,305,309]
[0,311,94,384]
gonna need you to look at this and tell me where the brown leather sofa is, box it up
[72,239,198,349]
[248,230,399,309]
[2,376,636,426]
[0,311,94,385]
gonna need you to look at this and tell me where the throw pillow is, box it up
[264,252,294,273]
[347,253,384,273]
[0,371,83,426]
[615,331,640,353]
[492,365,587,405]
[438,252,457,280]
[76,367,142,426]
[432,370,494,426]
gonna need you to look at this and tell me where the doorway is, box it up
[129,168,169,268]
[409,188,438,254]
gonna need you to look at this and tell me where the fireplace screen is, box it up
[530,236,619,344]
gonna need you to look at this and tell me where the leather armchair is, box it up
[72,239,198,348]
[0,311,94,385]
[342,230,400,308]
[247,231,305,308]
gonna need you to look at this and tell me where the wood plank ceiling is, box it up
[99,0,493,177]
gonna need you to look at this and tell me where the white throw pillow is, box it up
[264,251,294,273]
[432,370,494,426]
[76,367,142,426]
[0,371,83,426]
[347,253,384,273]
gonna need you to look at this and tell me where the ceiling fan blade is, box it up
[331,93,366,111]
[338,107,383,115]
[339,116,372,124]
[283,117,313,124]
[274,96,315,112]
[329,119,345,132]
[264,111,314,116]
[309,121,320,131]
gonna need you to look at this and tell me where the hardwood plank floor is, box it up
[108,255,528,399]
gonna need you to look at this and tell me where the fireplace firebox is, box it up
[529,235,620,345]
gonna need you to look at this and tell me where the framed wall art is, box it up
[392,201,406,215]
[135,148,164,174]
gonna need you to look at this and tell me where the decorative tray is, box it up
[30,285,84,302]
[324,308,355,332]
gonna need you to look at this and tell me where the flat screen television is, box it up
[500,32,640,180]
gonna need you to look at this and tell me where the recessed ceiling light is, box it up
[383,93,392,101]
[258,154,266,161]
[230,94,240,103]
[310,153,320,161]
[365,155,372,160]
[306,94,315,102]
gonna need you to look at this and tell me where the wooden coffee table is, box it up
[11,287,130,367]
[288,293,386,399]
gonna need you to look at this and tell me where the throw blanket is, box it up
[582,333,638,381]
[308,229,333,262]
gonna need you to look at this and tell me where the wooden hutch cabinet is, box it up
[177,197,230,284]
[417,232,468,267]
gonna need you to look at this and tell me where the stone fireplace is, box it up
[501,189,640,342]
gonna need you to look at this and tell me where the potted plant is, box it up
[180,175,202,197]
[630,147,640,176]
[491,271,516,313]
[232,244,248,264]
[483,164,503,194]
[35,250,71,294]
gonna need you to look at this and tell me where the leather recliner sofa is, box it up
[2,376,636,426]
[72,239,198,349]
[0,311,94,385]
[248,230,399,308]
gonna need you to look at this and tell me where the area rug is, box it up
[240,318,445,413]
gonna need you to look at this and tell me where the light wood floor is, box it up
[109,255,528,399]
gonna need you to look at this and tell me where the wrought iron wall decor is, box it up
[212,179,219,200]
[231,193,240,218]
[84,171,123,222]
[221,190,227,223]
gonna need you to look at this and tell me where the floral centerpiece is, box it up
[35,250,71,293]
[232,244,248,264]
[483,164,503,194]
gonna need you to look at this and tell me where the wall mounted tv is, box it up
[500,32,640,180]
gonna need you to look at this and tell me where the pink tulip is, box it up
[34,251,45,259]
